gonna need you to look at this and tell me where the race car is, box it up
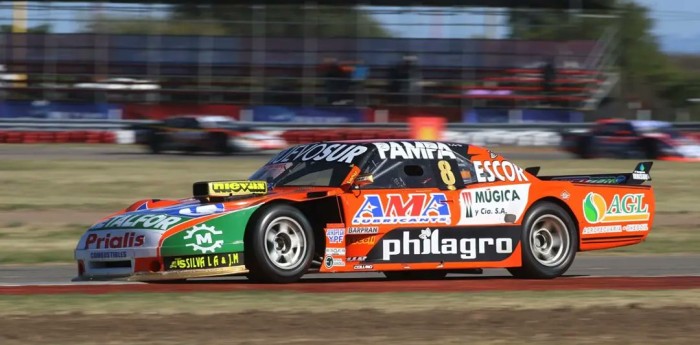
[75,140,655,283]
[562,119,700,160]
[142,115,287,154]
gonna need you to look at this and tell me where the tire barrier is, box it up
[0,130,117,144]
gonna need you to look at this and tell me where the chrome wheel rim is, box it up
[264,216,306,270]
[530,214,570,267]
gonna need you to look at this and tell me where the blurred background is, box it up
[1,0,700,148]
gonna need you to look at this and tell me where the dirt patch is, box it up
[0,307,698,345]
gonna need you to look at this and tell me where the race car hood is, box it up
[76,186,340,256]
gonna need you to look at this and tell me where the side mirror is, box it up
[354,173,374,187]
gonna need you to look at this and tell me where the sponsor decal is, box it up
[633,164,650,180]
[352,193,451,225]
[458,184,530,225]
[183,224,224,254]
[366,227,519,263]
[89,251,128,259]
[92,214,183,231]
[561,190,571,200]
[178,203,226,217]
[473,160,528,183]
[353,264,373,270]
[348,236,377,246]
[346,256,367,262]
[373,141,456,160]
[324,255,345,268]
[84,232,145,250]
[583,192,650,224]
[326,228,345,244]
[347,226,379,234]
[325,247,346,256]
[582,223,649,235]
[164,252,243,270]
[553,175,626,184]
[208,181,267,195]
[270,143,368,164]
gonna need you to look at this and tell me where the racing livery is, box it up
[75,140,655,283]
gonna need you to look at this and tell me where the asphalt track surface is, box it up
[1,255,699,287]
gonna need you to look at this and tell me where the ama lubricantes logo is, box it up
[352,193,451,225]
[583,192,650,224]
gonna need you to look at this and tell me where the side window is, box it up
[453,154,477,185]
[363,158,437,189]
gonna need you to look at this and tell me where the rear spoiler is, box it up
[536,161,653,185]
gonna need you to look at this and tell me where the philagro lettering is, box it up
[353,193,451,225]
[270,144,368,164]
[373,141,456,160]
[84,232,145,249]
[473,160,528,183]
[379,228,514,261]
[92,214,182,231]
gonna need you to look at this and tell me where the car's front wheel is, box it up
[508,202,577,279]
[245,205,314,283]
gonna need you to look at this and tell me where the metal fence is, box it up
[0,2,611,111]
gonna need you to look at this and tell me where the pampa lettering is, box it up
[373,141,456,160]
[270,144,368,164]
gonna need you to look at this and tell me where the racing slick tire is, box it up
[507,201,577,279]
[383,270,447,280]
[212,133,231,155]
[245,205,315,283]
[148,132,163,154]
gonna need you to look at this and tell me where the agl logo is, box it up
[352,193,451,225]
[583,192,650,224]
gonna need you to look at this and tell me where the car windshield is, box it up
[249,160,354,188]
[248,143,371,188]
[637,125,683,139]
[200,119,252,131]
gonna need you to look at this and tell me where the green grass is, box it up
[2,290,700,315]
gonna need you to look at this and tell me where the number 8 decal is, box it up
[438,160,456,190]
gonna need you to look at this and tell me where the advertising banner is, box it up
[0,101,122,119]
[123,104,241,120]
[250,106,367,123]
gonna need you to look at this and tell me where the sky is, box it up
[0,1,698,53]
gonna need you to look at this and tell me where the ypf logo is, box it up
[183,224,224,254]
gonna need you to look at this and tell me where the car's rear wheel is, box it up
[212,133,231,155]
[508,202,577,279]
[148,132,162,154]
[383,270,447,280]
[245,205,314,283]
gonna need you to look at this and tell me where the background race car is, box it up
[561,119,700,160]
[139,115,287,154]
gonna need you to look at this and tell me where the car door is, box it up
[339,152,464,263]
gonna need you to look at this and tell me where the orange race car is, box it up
[74,140,655,283]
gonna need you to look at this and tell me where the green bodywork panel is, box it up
[160,205,260,257]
